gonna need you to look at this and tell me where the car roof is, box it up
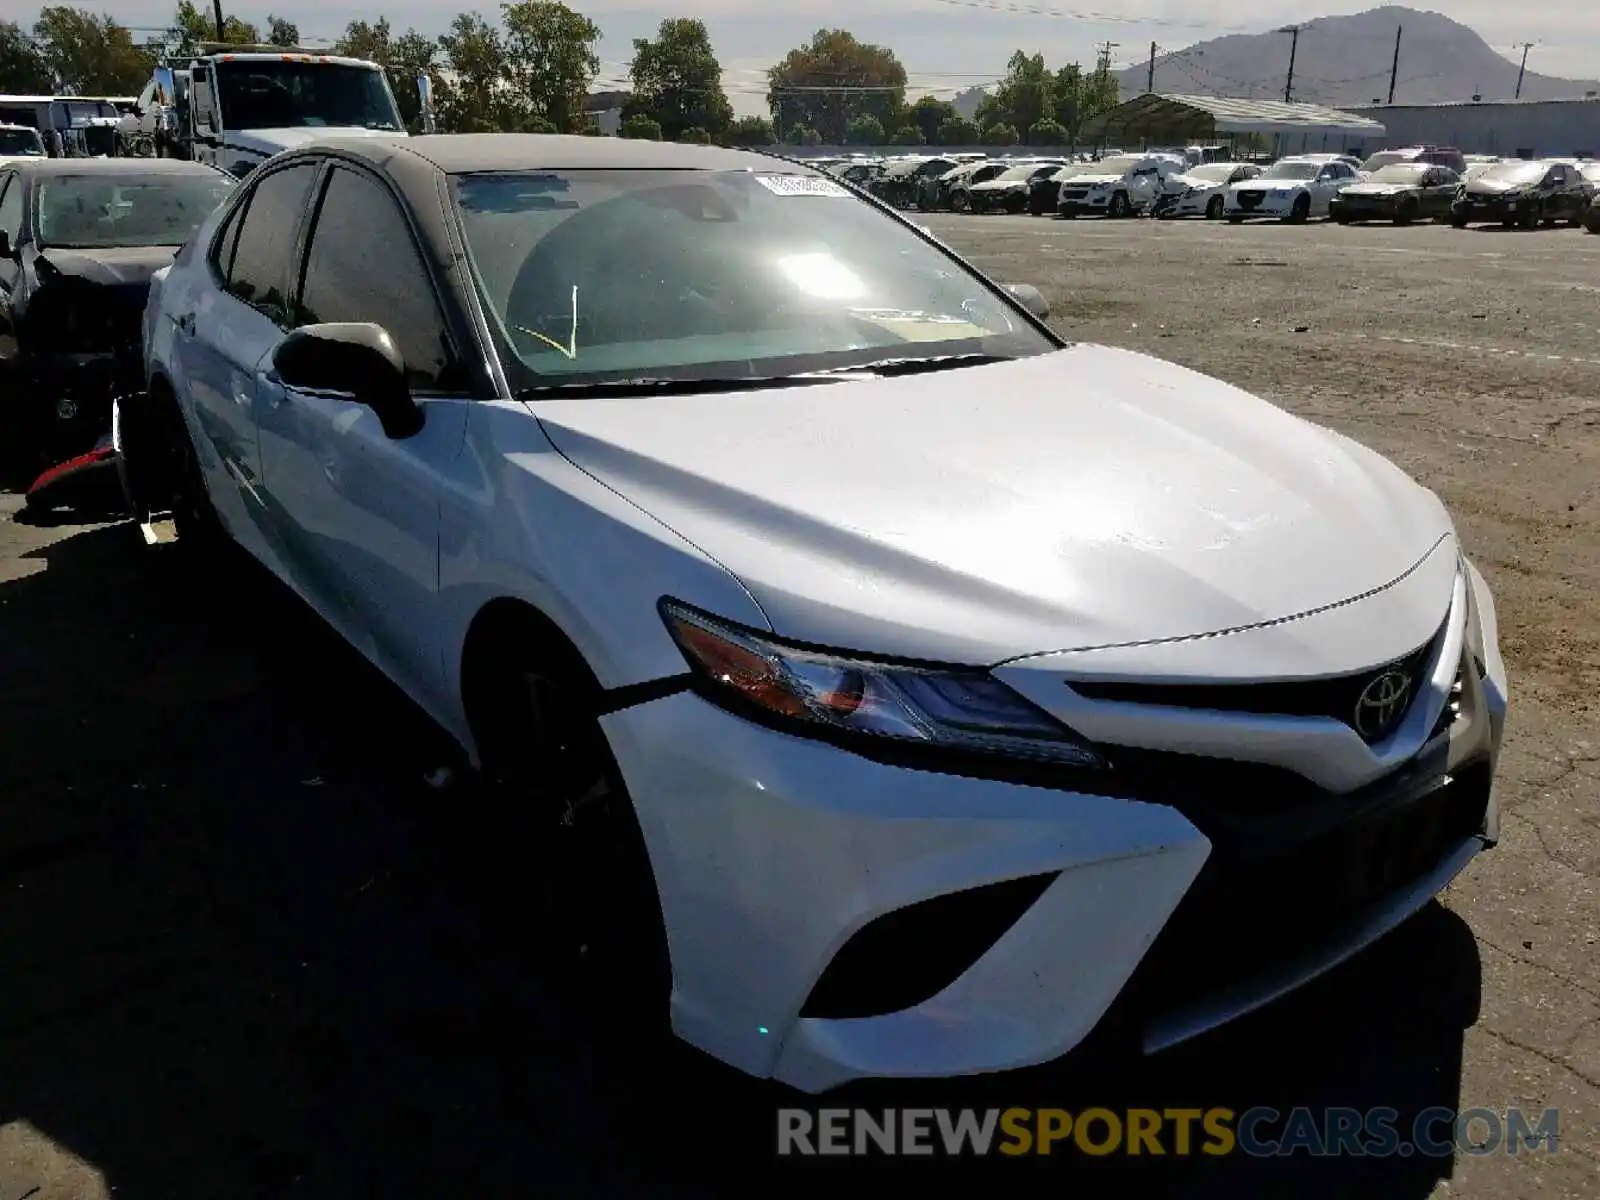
[5,157,230,178]
[319,133,822,177]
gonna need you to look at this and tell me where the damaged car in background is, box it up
[0,157,233,496]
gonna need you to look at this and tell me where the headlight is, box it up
[1271,188,1292,197]
[660,600,1106,768]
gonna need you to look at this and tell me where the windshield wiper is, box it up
[811,352,1015,378]
[517,374,851,400]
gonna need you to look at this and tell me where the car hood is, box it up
[529,345,1454,664]
[1061,173,1122,186]
[1231,179,1295,190]
[1341,182,1415,197]
[971,178,1028,191]
[34,245,177,286]
[1464,178,1530,195]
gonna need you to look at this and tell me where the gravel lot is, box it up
[0,213,1595,1197]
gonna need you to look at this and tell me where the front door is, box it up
[175,160,318,545]
[256,161,472,709]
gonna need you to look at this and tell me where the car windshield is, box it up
[215,60,403,130]
[454,169,1056,387]
[35,173,235,248]
[1360,151,1412,172]
[1263,161,1320,181]
[0,129,42,156]
[1185,164,1236,183]
[1370,164,1430,183]
[1480,162,1546,184]
[1093,155,1142,174]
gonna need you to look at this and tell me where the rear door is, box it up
[173,159,318,539]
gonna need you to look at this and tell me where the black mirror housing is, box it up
[272,322,423,439]
[0,230,14,260]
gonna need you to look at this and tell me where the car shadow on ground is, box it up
[0,518,1485,1198]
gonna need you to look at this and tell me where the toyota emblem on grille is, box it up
[1355,669,1412,741]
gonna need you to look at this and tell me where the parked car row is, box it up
[900,147,1600,231]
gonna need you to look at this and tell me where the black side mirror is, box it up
[0,231,14,260]
[271,322,424,439]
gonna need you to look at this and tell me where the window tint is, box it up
[226,162,315,321]
[0,175,22,243]
[210,198,243,279]
[297,166,454,388]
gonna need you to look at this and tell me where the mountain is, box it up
[1116,6,1600,107]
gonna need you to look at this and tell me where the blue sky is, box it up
[6,1,1595,115]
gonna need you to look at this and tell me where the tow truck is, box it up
[116,44,432,176]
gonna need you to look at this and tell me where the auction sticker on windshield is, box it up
[755,175,852,197]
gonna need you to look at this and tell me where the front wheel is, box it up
[467,631,672,1030]
[1227,214,1244,224]
[1107,191,1131,218]
[1206,195,1224,219]
[1394,199,1417,226]
[1285,193,1311,224]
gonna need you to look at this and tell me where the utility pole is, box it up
[1514,42,1534,99]
[1277,24,1303,103]
[1096,40,1118,73]
[212,0,226,40]
[1387,25,1402,104]
[1147,41,1157,93]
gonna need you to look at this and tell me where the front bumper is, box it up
[601,562,1507,1093]
[1058,189,1115,214]
[1453,195,1528,221]
[1332,196,1399,219]
[1225,192,1299,217]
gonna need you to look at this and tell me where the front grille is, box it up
[1110,760,1491,1031]
[1236,190,1264,209]
[1060,187,1090,200]
[1068,618,1447,745]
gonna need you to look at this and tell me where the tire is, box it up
[950,191,969,213]
[1450,213,1468,228]
[1206,195,1224,219]
[1394,199,1417,226]
[1108,191,1130,219]
[1285,193,1311,224]
[1519,201,1542,229]
[132,385,223,549]
[1333,210,1351,224]
[1585,211,1600,234]
[1004,193,1026,214]
[1227,214,1244,224]
[465,620,672,1032]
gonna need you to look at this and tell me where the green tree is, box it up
[937,115,979,145]
[335,18,446,131]
[677,125,710,144]
[724,114,773,145]
[266,15,298,46]
[438,11,524,132]
[624,18,732,141]
[785,123,821,146]
[0,21,52,93]
[766,29,906,144]
[1052,62,1083,134]
[35,7,154,93]
[621,113,662,139]
[500,0,600,133]
[1028,118,1067,145]
[979,51,1053,138]
[982,121,1019,146]
[906,95,955,144]
[167,1,259,55]
[890,124,924,145]
[845,114,883,144]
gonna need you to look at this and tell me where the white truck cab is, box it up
[179,45,409,176]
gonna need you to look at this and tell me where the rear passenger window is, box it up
[225,162,316,323]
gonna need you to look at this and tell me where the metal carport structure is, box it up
[1079,93,1387,157]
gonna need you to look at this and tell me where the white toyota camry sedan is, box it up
[123,134,1508,1094]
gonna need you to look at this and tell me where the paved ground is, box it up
[0,213,1595,1197]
